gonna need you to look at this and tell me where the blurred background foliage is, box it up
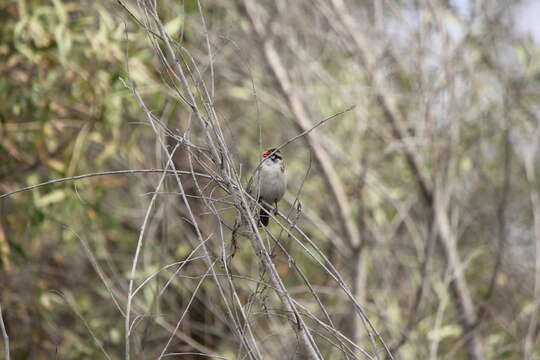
[1,0,540,359]
[0,0,177,357]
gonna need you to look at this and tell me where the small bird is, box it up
[256,148,286,226]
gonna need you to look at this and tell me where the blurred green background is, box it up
[2,0,540,359]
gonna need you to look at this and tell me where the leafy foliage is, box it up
[1,0,540,359]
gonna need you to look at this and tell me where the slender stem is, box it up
[0,303,10,360]
[0,169,217,200]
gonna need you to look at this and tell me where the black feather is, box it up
[260,203,270,227]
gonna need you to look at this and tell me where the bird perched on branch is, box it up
[256,148,286,226]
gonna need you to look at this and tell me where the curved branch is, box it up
[0,169,219,200]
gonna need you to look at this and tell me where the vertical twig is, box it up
[125,144,180,360]
[0,304,9,360]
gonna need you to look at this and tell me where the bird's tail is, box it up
[259,203,270,227]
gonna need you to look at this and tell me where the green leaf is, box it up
[35,190,66,207]
[164,16,183,37]
[428,324,462,341]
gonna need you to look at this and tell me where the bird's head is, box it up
[262,148,282,162]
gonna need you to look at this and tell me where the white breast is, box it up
[257,159,286,203]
